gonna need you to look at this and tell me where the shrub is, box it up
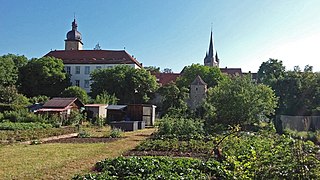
[63,111,84,126]
[78,131,91,138]
[156,116,205,140]
[109,128,122,138]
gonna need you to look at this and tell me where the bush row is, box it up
[0,127,76,143]
[0,121,52,130]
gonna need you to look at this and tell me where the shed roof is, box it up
[42,97,84,108]
[106,105,127,110]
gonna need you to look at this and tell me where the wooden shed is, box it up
[85,104,108,119]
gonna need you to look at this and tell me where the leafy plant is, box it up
[109,128,122,138]
[77,131,91,138]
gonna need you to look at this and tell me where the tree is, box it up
[205,76,278,126]
[177,64,226,88]
[61,86,89,104]
[18,57,70,97]
[0,56,18,87]
[144,66,160,73]
[90,65,158,104]
[159,82,189,116]
[0,54,28,87]
[257,58,285,85]
[0,85,29,105]
[93,91,118,105]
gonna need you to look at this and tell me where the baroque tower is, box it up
[65,18,83,50]
[204,30,219,67]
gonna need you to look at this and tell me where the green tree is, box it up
[257,58,285,85]
[0,56,18,87]
[61,86,89,104]
[205,76,278,126]
[143,66,160,73]
[0,85,29,105]
[0,54,28,87]
[18,57,70,97]
[177,64,226,88]
[159,82,189,117]
[93,91,118,105]
[90,65,158,104]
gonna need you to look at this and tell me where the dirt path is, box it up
[0,128,155,180]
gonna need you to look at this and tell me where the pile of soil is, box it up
[43,137,124,144]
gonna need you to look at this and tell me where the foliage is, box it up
[29,95,49,104]
[0,121,52,130]
[176,64,226,88]
[136,138,214,153]
[93,91,118,105]
[0,55,27,87]
[18,57,70,97]
[205,75,278,126]
[258,59,320,116]
[0,127,76,143]
[0,85,30,106]
[1,109,47,123]
[143,66,160,73]
[63,110,84,126]
[221,131,320,179]
[90,65,158,104]
[257,58,285,84]
[109,128,123,138]
[77,131,91,138]
[61,86,89,104]
[156,116,205,140]
[158,82,189,117]
[73,156,227,179]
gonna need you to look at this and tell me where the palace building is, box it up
[45,19,142,92]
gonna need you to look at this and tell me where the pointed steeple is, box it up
[208,30,214,57]
[72,18,78,31]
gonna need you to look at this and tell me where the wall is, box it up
[278,115,320,131]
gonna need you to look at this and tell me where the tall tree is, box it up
[177,64,226,88]
[18,57,70,97]
[0,56,17,87]
[90,65,158,104]
[144,66,161,73]
[257,58,285,85]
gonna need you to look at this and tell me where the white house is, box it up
[44,18,142,92]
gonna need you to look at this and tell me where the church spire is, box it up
[208,30,214,57]
[204,28,218,67]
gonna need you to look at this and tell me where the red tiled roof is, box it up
[44,50,142,68]
[152,73,180,86]
[220,68,242,76]
[42,97,84,108]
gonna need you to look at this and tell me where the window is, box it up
[75,66,80,74]
[65,66,71,74]
[85,66,90,74]
[96,66,102,69]
[75,80,80,87]
[84,80,90,88]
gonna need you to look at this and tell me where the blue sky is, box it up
[1,0,320,72]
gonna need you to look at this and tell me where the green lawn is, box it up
[0,128,155,180]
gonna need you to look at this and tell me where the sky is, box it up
[1,0,320,73]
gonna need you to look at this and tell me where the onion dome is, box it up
[66,19,82,41]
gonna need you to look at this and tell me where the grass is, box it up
[0,128,155,180]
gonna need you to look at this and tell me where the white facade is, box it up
[65,64,140,92]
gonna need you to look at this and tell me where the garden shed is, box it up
[127,104,156,126]
[35,97,84,120]
[85,104,107,119]
[106,105,128,122]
